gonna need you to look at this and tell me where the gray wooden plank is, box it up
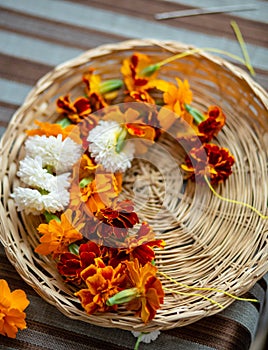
[0,78,32,105]
[0,30,82,66]
[0,8,124,49]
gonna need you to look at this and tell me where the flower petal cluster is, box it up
[17,156,70,192]
[131,330,161,344]
[0,279,29,338]
[75,258,126,314]
[12,134,82,215]
[107,259,164,324]
[25,134,82,173]
[26,119,76,140]
[121,53,169,104]
[182,143,235,184]
[158,78,193,129]
[35,209,84,258]
[11,187,70,215]
[197,105,226,143]
[87,120,135,173]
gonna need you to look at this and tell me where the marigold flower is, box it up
[69,172,122,215]
[75,258,126,314]
[103,105,160,129]
[121,53,169,103]
[57,95,93,123]
[181,143,235,184]
[107,259,164,324]
[71,154,99,183]
[0,279,29,338]
[158,78,193,130]
[107,222,165,266]
[197,106,226,142]
[26,119,77,140]
[125,222,165,265]
[83,68,123,101]
[121,53,154,92]
[35,209,84,257]
[96,200,139,241]
[57,241,103,283]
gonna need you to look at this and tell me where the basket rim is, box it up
[1,38,268,332]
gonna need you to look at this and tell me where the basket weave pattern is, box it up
[0,39,268,332]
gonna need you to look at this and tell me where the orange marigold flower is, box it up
[197,106,226,143]
[126,222,165,265]
[121,53,169,104]
[0,279,29,338]
[69,172,122,215]
[26,120,77,140]
[107,222,165,266]
[35,209,84,257]
[181,143,235,185]
[107,259,164,324]
[158,78,193,130]
[126,123,156,142]
[83,68,102,95]
[75,258,126,314]
[57,95,92,123]
[96,200,139,241]
[57,241,103,283]
[72,154,99,182]
[121,53,154,92]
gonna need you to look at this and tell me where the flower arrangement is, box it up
[11,51,237,325]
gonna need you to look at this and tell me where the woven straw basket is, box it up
[1,39,268,332]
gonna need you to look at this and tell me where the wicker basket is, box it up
[0,39,268,332]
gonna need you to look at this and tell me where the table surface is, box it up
[0,1,268,349]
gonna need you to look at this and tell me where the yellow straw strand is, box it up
[204,176,268,220]
[159,271,258,303]
[230,20,255,76]
[157,47,252,74]
[163,287,224,309]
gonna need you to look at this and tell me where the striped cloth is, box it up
[0,1,268,349]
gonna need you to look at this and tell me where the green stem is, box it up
[99,79,123,94]
[69,243,79,255]
[116,127,128,153]
[79,176,94,188]
[106,288,138,306]
[44,211,61,223]
[184,104,205,124]
[134,334,143,350]
[57,117,72,128]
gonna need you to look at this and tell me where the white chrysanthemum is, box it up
[131,331,161,344]
[87,120,135,173]
[11,187,70,215]
[25,134,82,173]
[17,156,71,192]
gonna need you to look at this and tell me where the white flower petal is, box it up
[131,331,161,344]
[11,187,70,215]
[87,120,135,172]
[25,134,82,173]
